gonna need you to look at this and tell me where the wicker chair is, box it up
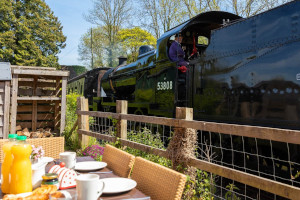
[131,157,187,200]
[0,137,64,162]
[102,144,135,178]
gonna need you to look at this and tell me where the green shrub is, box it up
[124,127,172,168]
[63,93,81,151]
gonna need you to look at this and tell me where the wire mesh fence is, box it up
[195,129,299,199]
[83,112,300,200]
[89,116,116,137]
[126,121,173,149]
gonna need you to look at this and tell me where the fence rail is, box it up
[77,110,300,145]
[76,97,300,199]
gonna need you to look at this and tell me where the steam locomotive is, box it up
[68,2,300,193]
[69,1,300,131]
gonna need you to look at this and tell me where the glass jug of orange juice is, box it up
[1,134,17,193]
[10,136,32,194]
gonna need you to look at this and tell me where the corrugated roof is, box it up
[0,62,11,80]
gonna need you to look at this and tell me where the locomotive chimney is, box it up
[118,56,127,66]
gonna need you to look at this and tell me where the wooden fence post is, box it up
[167,107,197,199]
[116,100,127,140]
[77,97,90,147]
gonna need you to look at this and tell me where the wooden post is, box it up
[10,74,18,134]
[77,97,90,147]
[167,107,197,199]
[60,76,67,135]
[116,100,128,140]
[3,81,11,138]
[54,77,60,133]
[32,76,37,131]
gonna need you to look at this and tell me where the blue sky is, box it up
[45,0,94,66]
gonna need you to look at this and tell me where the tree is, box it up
[226,0,266,17]
[0,0,66,67]
[85,0,132,67]
[138,0,183,39]
[117,27,156,62]
[224,0,292,17]
[181,0,221,18]
[78,27,106,69]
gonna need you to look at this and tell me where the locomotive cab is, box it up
[155,11,242,112]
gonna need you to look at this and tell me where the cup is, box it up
[59,152,76,169]
[76,174,105,200]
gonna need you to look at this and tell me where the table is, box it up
[0,157,149,200]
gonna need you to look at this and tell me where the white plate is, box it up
[0,192,32,200]
[75,161,107,171]
[101,178,137,194]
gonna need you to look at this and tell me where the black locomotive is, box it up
[69,1,300,131]
[68,1,300,191]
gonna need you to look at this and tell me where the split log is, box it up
[38,132,44,138]
[16,125,22,131]
[30,132,39,138]
[38,128,44,132]
[17,131,23,136]
[44,131,52,137]
[22,128,30,137]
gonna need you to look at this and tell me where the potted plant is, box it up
[30,145,44,164]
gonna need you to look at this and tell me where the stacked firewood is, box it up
[15,125,56,138]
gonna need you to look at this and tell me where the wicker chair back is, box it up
[131,157,187,200]
[102,144,135,178]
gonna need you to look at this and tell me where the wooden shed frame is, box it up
[0,62,11,138]
[10,66,69,135]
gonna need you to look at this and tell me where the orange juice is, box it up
[1,134,17,193]
[10,136,32,194]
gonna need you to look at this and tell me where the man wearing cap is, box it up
[169,33,188,105]
[169,33,189,70]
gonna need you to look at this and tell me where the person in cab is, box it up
[169,33,188,73]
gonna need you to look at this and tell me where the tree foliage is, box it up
[85,0,132,67]
[181,0,221,18]
[0,0,66,67]
[78,27,106,69]
[136,0,292,38]
[138,0,183,39]
[117,27,156,62]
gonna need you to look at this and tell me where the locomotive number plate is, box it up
[157,81,173,90]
